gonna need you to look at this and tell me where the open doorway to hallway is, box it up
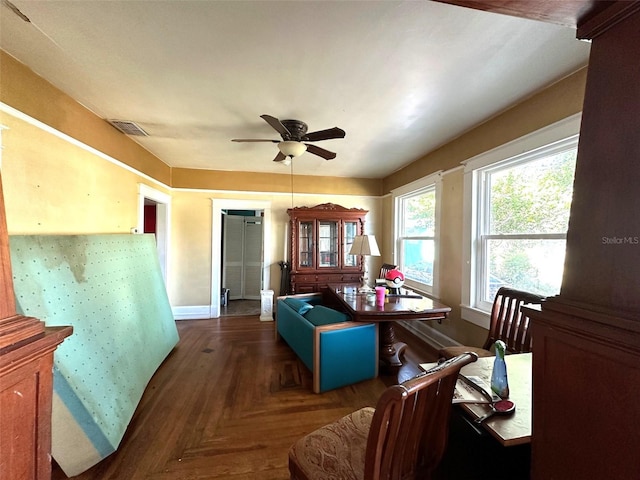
[211,199,272,319]
[222,209,263,301]
[220,209,263,317]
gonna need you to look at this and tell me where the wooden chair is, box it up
[379,263,397,280]
[288,352,478,480]
[439,286,545,359]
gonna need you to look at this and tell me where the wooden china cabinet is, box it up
[0,173,72,479]
[287,203,367,294]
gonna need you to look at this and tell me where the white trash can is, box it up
[260,289,274,322]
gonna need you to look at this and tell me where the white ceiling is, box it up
[0,0,591,179]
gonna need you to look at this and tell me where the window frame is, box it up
[461,113,582,329]
[392,171,442,297]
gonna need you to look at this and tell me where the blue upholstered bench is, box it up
[276,293,379,393]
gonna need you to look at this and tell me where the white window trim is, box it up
[461,113,582,329]
[392,171,443,298]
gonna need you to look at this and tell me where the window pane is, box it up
[402,239,434,286]
[318,221,338,267]
[485,238,566,300]
[489,150,576,235]
[403,190,435,237]
[299,221,313,267]
[343,221,358,267]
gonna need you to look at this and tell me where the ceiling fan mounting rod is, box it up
[280,119,308,141]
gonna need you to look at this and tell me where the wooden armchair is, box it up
[288,352,478,480]
[439,286,545,359]
[379,263,397,280]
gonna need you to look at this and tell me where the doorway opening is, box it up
[211,199,271,318]
[221,209,263,317]
[137,184,170,285]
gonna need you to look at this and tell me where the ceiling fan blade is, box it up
[305,143,336,160]
[231,139,278,142]
[273,151,287,162]
[260,114,291,137]
[304,127,346,142]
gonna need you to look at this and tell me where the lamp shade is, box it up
[349,235,380,256]
[278,141,307,158]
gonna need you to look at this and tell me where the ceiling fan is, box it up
[232,114,346,164]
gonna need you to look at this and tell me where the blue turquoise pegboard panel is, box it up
[9,234,179,477]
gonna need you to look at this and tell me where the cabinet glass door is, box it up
[298,221,314,268]
[318,221,338,267]
[343,221,358,267]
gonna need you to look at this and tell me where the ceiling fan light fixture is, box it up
[280,157,291,166]
[278,141,307,158]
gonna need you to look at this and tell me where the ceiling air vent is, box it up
[108,120,149,136]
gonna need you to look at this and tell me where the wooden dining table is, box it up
[326,283,451,367]
[457,353,532,447]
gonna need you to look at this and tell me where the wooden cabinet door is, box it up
[317,219,339,268]
[296,220,315,270]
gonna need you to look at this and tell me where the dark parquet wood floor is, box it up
[52,316,530,480]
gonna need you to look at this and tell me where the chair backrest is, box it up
[364,352,477,479]
[379,263,397,280]
[484,286,545,354]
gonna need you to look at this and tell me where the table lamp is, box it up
[349,234,380,292]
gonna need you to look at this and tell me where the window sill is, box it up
[460,305,490,330]
[406,285,436,301]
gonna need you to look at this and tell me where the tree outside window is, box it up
[481,149,577,300]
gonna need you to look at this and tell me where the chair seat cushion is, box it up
[289,407,374,480]
[439,345,493,359]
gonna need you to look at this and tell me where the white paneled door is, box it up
[223,214,263,300]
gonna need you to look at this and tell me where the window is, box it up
[393,172,442,296]
[462,114,581,326]
[479,145,576,300]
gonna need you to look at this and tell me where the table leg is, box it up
[379,321,407,367]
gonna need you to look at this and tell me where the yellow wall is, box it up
[436,169,486,346]
[169,189,380,306]
[1,49,587,347]
[172,167,381,196]
[1,112,166,234]
[1,52,172,185]
[0,109,380,307]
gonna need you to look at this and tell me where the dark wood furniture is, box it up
[0,173,72,479]
[436,2,640,478]
[287,203,366,294]
[327,284,451,367]
[288,352,478,480]
[457,353,532,447]
[439,287,544,359]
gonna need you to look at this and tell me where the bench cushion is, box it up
[304,305,349,326]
